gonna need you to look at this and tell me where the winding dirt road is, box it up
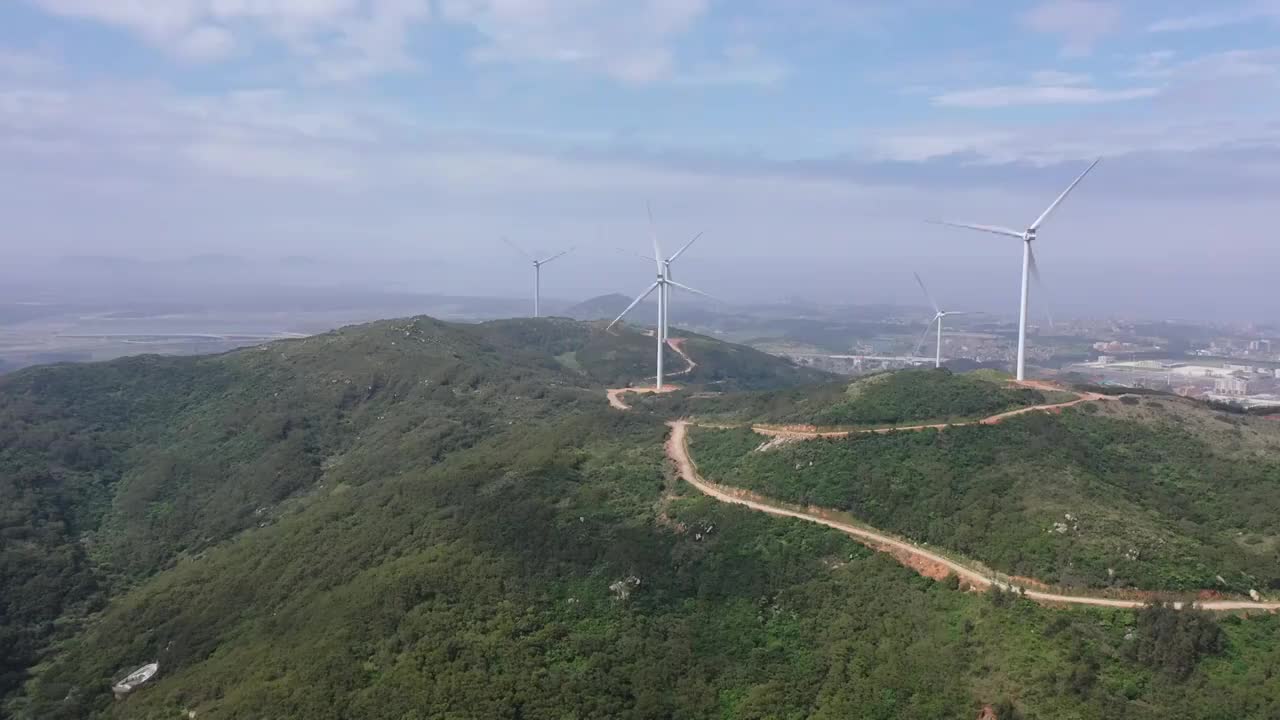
[606,353,1280,611]
[605,339,697,411]
[751,387,1110,441]
[667,420,1280,612]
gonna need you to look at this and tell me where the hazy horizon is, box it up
[3,1,1278,324]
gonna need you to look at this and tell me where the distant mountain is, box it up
[562,293,651,321]
[57,254,140,269]
[180,253,249,268]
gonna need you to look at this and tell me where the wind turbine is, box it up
[933,158,1100,381]
[618,229,704,344]
[607,205,712,391]
[503,238,573,318]
[911,272,966,369]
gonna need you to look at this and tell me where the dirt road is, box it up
[604,339,697,410]
[667,420,1280,612]
[605,351,1278,611]
[751,388,1112,441]
[666,338,697,376]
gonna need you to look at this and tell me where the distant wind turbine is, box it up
[504,237,573,318]
[608,204,713,391]
[932,157,1100,381]
[911,272,966,369]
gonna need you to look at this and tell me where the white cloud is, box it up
[1125,47,1280,92]
[934,84,1159,108]
[178,25,238,61]
[23,0,431,78]
[672,43,786,87]
[1028,70,1090,86]
[1147,1,1280,32]
[1021,0,1121,56]
[0,48,61,77]
[438,0,711,83]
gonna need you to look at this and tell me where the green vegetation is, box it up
[802,369,1047,427]
[4,317,1280,719]
[1129,603,1224,680]
[689,398,1280,593]
[0,316,820,711]
[658,368,1049,428]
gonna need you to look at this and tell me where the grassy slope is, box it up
[690,396,1280,593]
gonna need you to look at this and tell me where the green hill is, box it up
[3,319,1280,719]
[658,367,1058,427]
[0,315,820,710]
[689,394,1280,593]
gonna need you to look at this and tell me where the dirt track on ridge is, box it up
[665,420,1280,612]
[606,352,1280,612]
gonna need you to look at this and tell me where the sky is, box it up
[2,0,1279,321]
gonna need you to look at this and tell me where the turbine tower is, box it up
[504,238,573,318]
[933,158,1100,381]
[911,272,966,369]
[608,205,712,391]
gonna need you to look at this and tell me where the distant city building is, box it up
[1214,377,1250,397]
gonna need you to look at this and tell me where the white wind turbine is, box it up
[504,238,573,318]
[911,272,966,369]
[933,158,1100,381]
[619,230,705,344]
[608,205,712,391]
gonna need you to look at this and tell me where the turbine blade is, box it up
[646,201,663,274]
[503,236,533,261]
[667,231,703,263]
[667,280,720,303]
[913,272,941,315]
[930,220,1024,239]
[616,247,657,262]
[607,282,660,330]
[1028,247,1056,329]
[912,321,934,358]
[1029,157,1101,231]
[538,247,574,265]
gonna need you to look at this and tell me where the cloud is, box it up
[933,83,1160,108]
[1124,47,1280,98]
[1020,0,1121,55]
[0,48,60,77]
[1147,1,1280,32]
[438,0,711,83]
[22,0,431,79]
[177,25,237,61]
[671,43,787,87]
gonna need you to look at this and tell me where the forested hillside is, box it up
[0,315,818,713]
[690,396,1280,593]
[4,319,1280,719]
